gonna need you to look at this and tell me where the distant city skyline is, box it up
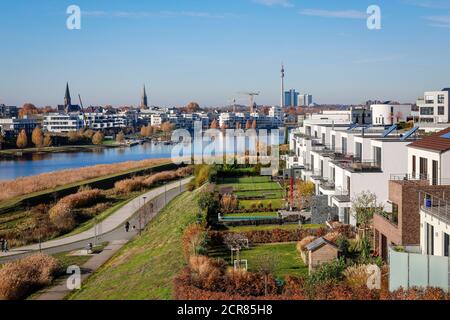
[0,0,449,107]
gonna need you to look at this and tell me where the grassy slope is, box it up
[69,189,200,300]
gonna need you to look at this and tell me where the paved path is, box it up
[0,177,192,263]
[34,240,128,300]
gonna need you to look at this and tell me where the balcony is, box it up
[337,159,382,173]
[420,192,450,225]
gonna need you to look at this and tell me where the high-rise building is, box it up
[284,89,299,107]
[0,104,18,118]
[299,94,313,107]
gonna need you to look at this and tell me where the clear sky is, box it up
[0,0,449,107]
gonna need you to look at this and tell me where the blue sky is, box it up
[0,0,449,107]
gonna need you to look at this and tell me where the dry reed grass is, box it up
[0,158,169,202]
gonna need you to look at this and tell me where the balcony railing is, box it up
[419,191,450,225]
[339,159,382,172]
[320,180,336,190]
[390,173,429,181]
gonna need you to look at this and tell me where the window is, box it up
[426,223,434,255]
[445,233,450,257]
[438,106,445,115]
[420,107,434,115]
[425,95,435,104]
[331,135,336,151]
[373,146,382,167]
[342,137,347,155]
[432,160,438,185]
[412,155,416,178]
[420,157,428,179]
[438,95,445,104]
[355,142,362,160]
[322,133,326,145]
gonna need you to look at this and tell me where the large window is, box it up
[331,135,335,150]
[420,107,434,115]
[438,106,445,115]
[425,95,435,104]
[438,95,445,104]
[412,155,416,178]
[355,142,362,160]
[373,146,382,167]
[342,137,347,155]
[427,223,434,255]
[432,160,438,185]
[445,233,450,257]
[420,157,428,179]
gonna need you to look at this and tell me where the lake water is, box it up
[0,130,287,181]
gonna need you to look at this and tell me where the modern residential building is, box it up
[0,104,18,118]
[407,127,450,185]
[0,117,39,136]
[416,89,450,123]
[218,111,282,130]
[373,177,450,261]
[371,104,413,125]
[43,114,85,133]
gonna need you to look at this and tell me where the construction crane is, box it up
[78,94,88,123]
[228,97,237,113]
[238,92,260,113]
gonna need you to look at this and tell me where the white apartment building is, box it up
[43,114,85,133]
[289,119,421,226]
[407,127,450,185]
[371,104,413,125]
[219,111,282,130]
[417,89,450,123]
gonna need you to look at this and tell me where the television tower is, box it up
[281,64,285,108]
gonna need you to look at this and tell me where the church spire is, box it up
[64,82,71,108]
[141,85,148,108]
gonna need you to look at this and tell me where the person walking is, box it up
[125,221,130,233]
[3,239,8,252]
[0,238,4,252]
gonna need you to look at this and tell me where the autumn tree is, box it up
[43,134,52,147]
[252,120,257,129]
[83,129,95,140]
[116,131,125,144]
[31,127,44,148]
[296,180,315,210]
[19,103,39,118]
[91,131,104,145]
[68,131,80,143]
[16,129,28,149]
[185,102,200,113]
[245,120,252,130]
[0,133,5,150]
[351,191,383,238]
[210,120,219,129]
[161,121,174,134]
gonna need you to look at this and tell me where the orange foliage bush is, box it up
[182,225,207,260]
[0,253,60,300]
[114,177,144,194]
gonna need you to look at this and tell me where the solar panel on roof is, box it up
[441,132,450,139]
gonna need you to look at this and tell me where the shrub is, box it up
[49,202,76,231]
[0,253,60,300]
[220,194,238,213]
[308,258,347,286]
[183,225,208,260]
[114,177,144,194]
[343,265,370,288]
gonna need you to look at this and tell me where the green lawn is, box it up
[234,190,285,199]
[223,212,279,218]
[239,198,284,210]
[227,224,324,233]
[68,189,201,300]
[209,242,308,279]
[216,176,272,184]
[220,182,282,192]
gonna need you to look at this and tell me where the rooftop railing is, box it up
[419,191,450,225]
